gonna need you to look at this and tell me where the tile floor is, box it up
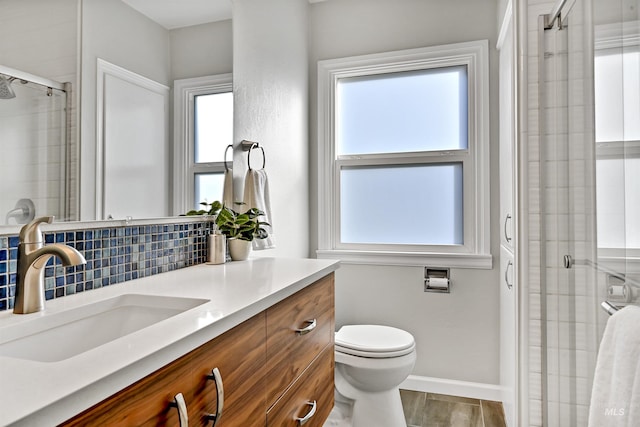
[400,390,507,427]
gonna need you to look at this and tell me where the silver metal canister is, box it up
[208,231,226,264]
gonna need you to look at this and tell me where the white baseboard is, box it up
[400,375,503,402]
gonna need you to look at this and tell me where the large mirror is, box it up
[0,0,233,227]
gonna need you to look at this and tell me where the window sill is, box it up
[316,249,493,269]
[596,255,640,276]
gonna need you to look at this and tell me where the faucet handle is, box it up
[19,216,54,244]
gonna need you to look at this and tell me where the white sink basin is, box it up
[0,294,209,362]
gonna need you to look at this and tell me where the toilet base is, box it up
[351,388,406,427]
[323,398,353,427]
[325,387,407,427]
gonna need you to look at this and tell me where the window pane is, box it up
[340,164,463,245]
[195,92,233,163]
[336,66,468,155]
[595,49,640,142]
[597,158,640,249]
[195,173,224,210]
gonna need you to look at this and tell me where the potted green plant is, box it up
[215,204,269,261]
[184,200,222,217]
[184,201,269,261]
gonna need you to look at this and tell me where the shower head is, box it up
[0,75,16,99]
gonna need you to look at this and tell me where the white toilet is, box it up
[332,324,417,427]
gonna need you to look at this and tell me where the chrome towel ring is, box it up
[224,144,233,172]
[247,142,265,170]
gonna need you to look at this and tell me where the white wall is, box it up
[170,20,233,80]
[0,0,78,83]
[232,0,310,258]
[309,0,501,386]
[80,0,170,220]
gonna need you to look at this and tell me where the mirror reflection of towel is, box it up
[243,169,275,250]
[222,169,234,208]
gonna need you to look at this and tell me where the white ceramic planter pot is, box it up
[228,238,251,261]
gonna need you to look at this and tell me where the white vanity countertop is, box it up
[0,257,339,426]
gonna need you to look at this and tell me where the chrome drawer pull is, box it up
[504,213,512,243]
[295,400,317,425]
[505,260,513,290]
[295,319,317,335]
[205,367,224,426]
[170,393,189,427]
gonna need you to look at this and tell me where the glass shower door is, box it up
[0,75,69,224]
[540,0,640,423]
[539,0,600,424]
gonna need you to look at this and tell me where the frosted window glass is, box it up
[195,173,224,210]
[340,164,463,245]
[596,158,640,249]
[194,92,233,163]
[595,50,640,142]
[336,66,468,155]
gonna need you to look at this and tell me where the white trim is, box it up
[173,74,233,215]
[516,1,529,425]
[317,40,491,268]
[95,59,169,220]
[497,0,513,50]
[401,375,503,402]
[498,7,519,426]
[316,249,492,269]
[0,216,211,236]
[595,20,640,50]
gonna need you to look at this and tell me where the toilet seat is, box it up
[335,325,415,358]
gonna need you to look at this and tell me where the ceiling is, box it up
[121,0,327,30]
[121,0,232,30]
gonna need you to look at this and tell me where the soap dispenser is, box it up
[208,229,226,264]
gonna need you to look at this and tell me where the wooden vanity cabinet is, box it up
[61,312,267,427]
[267,346,334,427]
[266,274,335,426]
[60,272,335,427]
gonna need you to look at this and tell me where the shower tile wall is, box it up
[525,0,599,425]
[0,0,79,222]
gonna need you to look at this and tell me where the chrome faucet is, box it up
[13,216,86,314]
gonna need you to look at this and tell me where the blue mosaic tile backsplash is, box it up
[0,221,212,311]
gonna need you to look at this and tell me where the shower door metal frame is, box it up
[0,64,67,92]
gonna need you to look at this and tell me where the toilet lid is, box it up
[335,325,415,358]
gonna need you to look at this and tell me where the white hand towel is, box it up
[588,305,640,427]
[242,168,275,250]
[222,168,234,209]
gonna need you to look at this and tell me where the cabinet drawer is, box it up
[62,313,266,427]
[190,312,266,427]
[267,346,334,427]
[266,274,334,406]
[61,349,195,426]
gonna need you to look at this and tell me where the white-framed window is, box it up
[173,74,233,214]
[594,23,640,272]
[316,41,491,268]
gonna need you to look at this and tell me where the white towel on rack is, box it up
[588,305,640,427]
[222,168,234,209]
[242,168,275,250]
